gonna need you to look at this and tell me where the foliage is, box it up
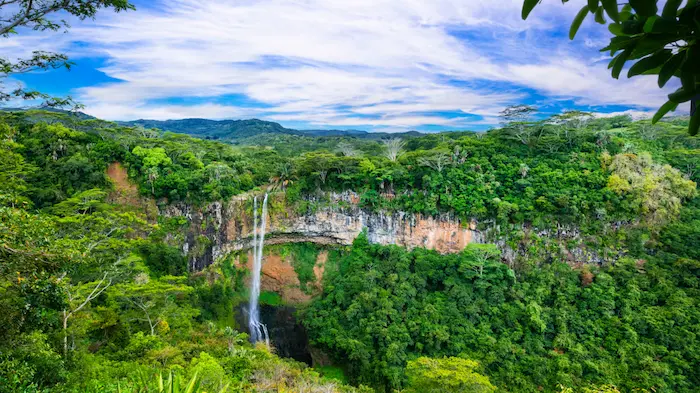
[606,152,696,228]
[0,108,699,393]
[522,0,700,135]
[305,232,700,392]
[405,357,495,393]
[0,1,134,108]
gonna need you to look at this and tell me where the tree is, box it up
[269,162,294,191]
[60,272,113,357]
[550,111,594,147]
[0,1,134,108]
[500,105,539,145]
[418,152,451,173]
[223,327,246,353]
[0,123,34,208]
[607,152,697,228]
[132,146,171,195]
[204,162,236,183]
[383,138,406,162]
[405,357,496,393]
[667,148,700,180]
[132,146,172,168]
[111,275,196,336]
[522,0,700,135]
[337,141,361,157]
[298,152,338,187]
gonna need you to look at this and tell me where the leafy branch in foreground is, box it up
[0,0,134,109]
[522,0,700,135]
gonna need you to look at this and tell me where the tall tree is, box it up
[500,105,539,145]
[382,138,406,162]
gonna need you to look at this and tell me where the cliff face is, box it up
[161,191,610,274]
[161,191,484,271]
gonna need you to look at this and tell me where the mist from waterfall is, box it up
[249,194,270,345]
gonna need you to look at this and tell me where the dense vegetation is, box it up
[0,108,698,392]
[306,228,700,392]
[0,110,370,392]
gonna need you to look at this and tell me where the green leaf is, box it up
[628,50,672,77]
[668,87,697,103]
[629,34,682,60]
[621,20,643,35]
[652,100,678,124]
[658,54,684,88]
[608,23,627,36]
[522,0,540,20]
[601,0,620,22]
[594,7,606,24]
[680,71,696,93]
[611,47,633,79]
[620,4,634,21]
[630,0,658,17]
[184,374,200,393]
[643,16,658,33]
[570,6,590,40]
[588,0,599,12]
[690,109,700,136]
[688,45,700,67]
[663,0,683,18]
[602,35,641,54]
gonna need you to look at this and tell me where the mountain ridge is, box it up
[0,108,425,140]
[119,117,423,140]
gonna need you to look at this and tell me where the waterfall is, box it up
[249,194,270,345]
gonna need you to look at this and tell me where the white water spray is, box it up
[249,194,270,345]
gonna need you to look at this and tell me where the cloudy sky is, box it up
[3,0,679,131]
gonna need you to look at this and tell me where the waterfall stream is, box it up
[249,194,270,345]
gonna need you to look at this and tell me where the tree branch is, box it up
[65,272,112,320]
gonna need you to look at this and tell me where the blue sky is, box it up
[3,0,680,132]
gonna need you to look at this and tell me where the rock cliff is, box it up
[161,191,609,274]
[161,191,487,271]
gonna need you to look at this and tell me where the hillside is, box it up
[120,117,422,141]
[1,109,699,393]
[120,118,302,140]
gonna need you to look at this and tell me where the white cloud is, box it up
[85,103,258,121]
[3,0,673,128]
[508,58,672,109]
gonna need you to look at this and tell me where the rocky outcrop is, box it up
[105,162,158,221]
[233,249,325,304]
[161,191,485,271]
[161,191,611,273]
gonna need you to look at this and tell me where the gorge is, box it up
[4,109,698,393]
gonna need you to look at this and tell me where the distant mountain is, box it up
[2,108,424,140]
[1,107,97,120]
[119,118,303,140]
[120,118,424,140]
[301,129,423,139]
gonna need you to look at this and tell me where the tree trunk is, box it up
[63,310,68,357]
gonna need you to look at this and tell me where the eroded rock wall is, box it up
[161,191,484,271]
[162,191,610,273]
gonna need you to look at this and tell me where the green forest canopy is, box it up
[0,109,698,392]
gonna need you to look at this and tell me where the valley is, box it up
[2,108,698,392]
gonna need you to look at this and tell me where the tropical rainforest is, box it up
[1,106,699,393]
[2,0,700,391]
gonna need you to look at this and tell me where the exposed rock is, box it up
[105,162,158,221]
[162,191,613,273]
[162,191,485,271]
[313,251,328,291]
